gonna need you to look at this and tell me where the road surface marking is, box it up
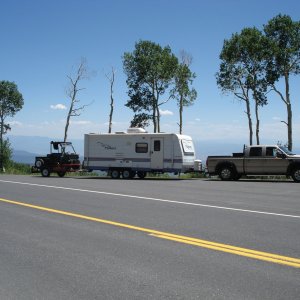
[0,179,300,219]
[0,197,299,268]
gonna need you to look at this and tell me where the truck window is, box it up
[249,147,262,157]
[136,143,148,153]
[266,147,277,157]
[154,140,160,151]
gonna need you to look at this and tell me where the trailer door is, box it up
[151,138,164,169]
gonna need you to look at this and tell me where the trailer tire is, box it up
[291,167,300,182]
[111,169,120,179]
[41,168,50,177]
[122,170,131,179]
[137,171,146,179]
[219,165,234,181]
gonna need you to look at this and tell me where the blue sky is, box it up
[2,0,300,150]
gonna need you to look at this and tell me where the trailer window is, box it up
[136,143,148,153]
[154,140,160,151]
[181,140,194,156]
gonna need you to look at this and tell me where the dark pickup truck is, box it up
[206,145,300,182]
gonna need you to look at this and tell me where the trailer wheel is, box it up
[291,167,300,182]
[111,169,120,179]
[122,170,131,179]
[137,171,146,179]
[57,171,66,177]
[219,166,233,181]
[41,168,50,177]
[35,159,43,168]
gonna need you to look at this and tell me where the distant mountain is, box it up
[12,150,40,165]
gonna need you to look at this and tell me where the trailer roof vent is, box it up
[127,128,147,133]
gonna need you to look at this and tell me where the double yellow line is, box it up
[1,197,300,268]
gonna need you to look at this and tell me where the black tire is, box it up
[111,169,120,179]
[137,171,146,179]
[291,167,300,182]
[122,170,131,179]
[35,159,43,168]
[41,168,50,177]
[57,171,66,177]
[219,166,234,181]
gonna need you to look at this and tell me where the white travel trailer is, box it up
[83,128,198,179]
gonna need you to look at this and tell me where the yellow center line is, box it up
[1,197,300,268]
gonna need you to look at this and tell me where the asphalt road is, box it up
[0,175,299,299]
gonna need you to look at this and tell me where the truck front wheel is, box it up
[219,166,234,181]
[291,167,300,182]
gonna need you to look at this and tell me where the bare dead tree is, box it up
[64,58,91,142]
[105,67,116,133]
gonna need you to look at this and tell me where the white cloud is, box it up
[50,104,67,110]
[70,120,92,125]
[195,118,201,121]
[9,121,23,126]
[159,109,173,116]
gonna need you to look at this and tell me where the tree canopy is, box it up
[0,80,24,171]
[264,14,300,150]
[123,40,178,132]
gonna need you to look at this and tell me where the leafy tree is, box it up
[216,28,269,145]
[264,14,300,151]
[123,40,178,132]
[171,51,197,134]
[0,81,24,171]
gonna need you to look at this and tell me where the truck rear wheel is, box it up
[219,166,233,181]
[291,167,300,182]
[57,171,66,177]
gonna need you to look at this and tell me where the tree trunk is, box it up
[285,73,292,151]
[157,106,161,133]
[179,94,183,134]
[245,99,253,145]
[64,104,73,142]
[255,100,260,145]
[107,68,115,134]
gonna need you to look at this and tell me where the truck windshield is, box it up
[279,146,295,155]
[181,140,195,155]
